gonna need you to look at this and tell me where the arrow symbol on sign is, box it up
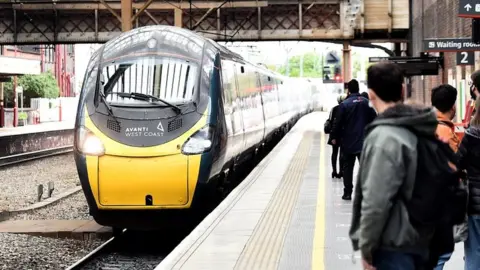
[465,3,472,11]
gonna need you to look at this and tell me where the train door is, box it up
[226,61,245,158]
[255,71,267,141]
[236,65,253,152]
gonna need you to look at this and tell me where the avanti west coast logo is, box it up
[125,122,164,137]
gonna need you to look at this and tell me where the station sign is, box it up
[368,57,390,63]
[366,56,442,76]
[456,51,475,65]
[458,0,480,18]
[423,38,480,52]
[325,51,340,64]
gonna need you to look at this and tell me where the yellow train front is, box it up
[74,26,315,230]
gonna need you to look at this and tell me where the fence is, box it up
[31,97,78,123]
[2,97,78,127]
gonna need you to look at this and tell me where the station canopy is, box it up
[0,56,41,76]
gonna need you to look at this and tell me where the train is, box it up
[74,25,318,231]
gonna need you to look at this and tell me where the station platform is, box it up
[0,220,111,240]
[0,120,74,137]
[157,112,464,270]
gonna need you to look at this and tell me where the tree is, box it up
[277,52,323,78]
[3,72,60,107]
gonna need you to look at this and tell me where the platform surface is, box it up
[0,121,74,137]
[0,219,110,240]
[157,112,465,270]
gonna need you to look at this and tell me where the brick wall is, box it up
[411,0,473,106]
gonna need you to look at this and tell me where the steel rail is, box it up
[66,229,126,270]
[0,145,73,168]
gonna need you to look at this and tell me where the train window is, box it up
[240,66,245,74]
[236,70,250,99]
[268,76,271,81]
[221,60,237,105]
[102,56,198,105]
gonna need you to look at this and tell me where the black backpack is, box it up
[324,109,334,134]
[407,133,467,228]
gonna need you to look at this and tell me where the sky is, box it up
[74,41,390,93]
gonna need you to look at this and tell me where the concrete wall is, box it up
[411,0,474,109]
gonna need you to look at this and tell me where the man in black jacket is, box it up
[331,79,376,200]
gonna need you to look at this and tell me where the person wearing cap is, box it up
[331,79,377,200]
[327,94,346,179]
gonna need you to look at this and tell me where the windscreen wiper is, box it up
[99,91,121,126]
[116,92,182,114]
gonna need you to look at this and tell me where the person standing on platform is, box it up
[467,70,480,122]
[456,98,480,270]
[349,62,439,269]
[432,84,459,152]
[330,79,376,200]
[326,94,346,179]
[430,84,460,270]
[471,70,480,101]
[361,91,370,100]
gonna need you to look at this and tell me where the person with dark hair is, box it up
[457,98,480,270]
[432,84,459,152]
[330,79,376,200]
[430,84,459,270]
[466,70,480,124]
[361,91,369,100]
[326,94,346,178]
[349,62,440,269]
[470,70,480,100]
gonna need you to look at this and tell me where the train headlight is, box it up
[181,125,215,155]
[75,126,105,156]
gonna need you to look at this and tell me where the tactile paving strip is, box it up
[278,132,321,270]
[234,131,314,270]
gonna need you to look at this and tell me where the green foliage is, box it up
[266,64,278,72]
[3,72,59,107]
[277,52,323,78]
[18,112,28,120]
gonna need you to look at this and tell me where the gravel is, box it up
[0,232,103,270]
[0,153,80,212]
[11,192,92,221]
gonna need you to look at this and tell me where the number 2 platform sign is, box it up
[423,38,477,66]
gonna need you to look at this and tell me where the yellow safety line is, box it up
[312,131,326,270]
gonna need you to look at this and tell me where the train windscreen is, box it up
[101,56,199,106]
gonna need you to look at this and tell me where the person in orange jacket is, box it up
[430,84,460,270]
[432,84,460,153]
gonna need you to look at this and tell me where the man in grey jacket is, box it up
[349,62,438,269]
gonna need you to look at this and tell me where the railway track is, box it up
[0,145,73,167]
[66,229,187,270]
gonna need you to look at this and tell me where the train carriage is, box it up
[74,25,316,230]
